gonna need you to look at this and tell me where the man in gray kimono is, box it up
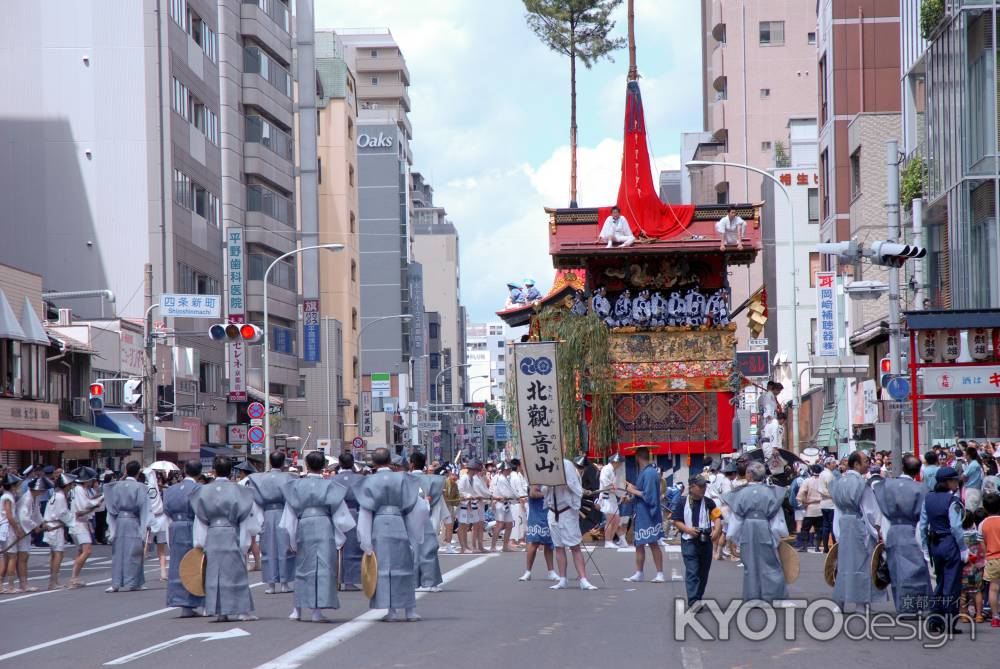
[247,451,296,594]
[105,461,150,593]
[355,447,429,622]
[723,462,788,603]
[872,454,931,615]
[830,450,884,610]
[163,460,203,616]
[280,451,355,622]
[408,451,445,592]
[333,451,364,591]
[191,457,262,622]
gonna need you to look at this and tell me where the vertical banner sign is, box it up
[815,272,838,357]
[513,342,566,486]
[361,391,373,437]
[303,299,320,362]
[226,226,247,401]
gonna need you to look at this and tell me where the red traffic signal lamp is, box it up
[879,357,893,387]
[209,323,263,343]
[89,382,105,412]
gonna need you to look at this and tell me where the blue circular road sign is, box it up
[885,376,911,401]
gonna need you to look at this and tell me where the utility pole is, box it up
[142,263,156,466]
[885,139,903,474]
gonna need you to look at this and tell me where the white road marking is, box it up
[255,555,495,669]
[0,582,266,660]
[0,567,162,604]
[681,647,703,669]
[104,628,250,665]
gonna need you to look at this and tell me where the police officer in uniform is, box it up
[919,466,967,633]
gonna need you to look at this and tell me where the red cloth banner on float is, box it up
[596,81,695,241]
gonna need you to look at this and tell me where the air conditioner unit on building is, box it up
[71,397,88,418]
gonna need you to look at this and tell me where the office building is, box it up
[465,322,509,408]
[693,0,819,346]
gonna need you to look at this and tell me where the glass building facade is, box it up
[922,2,1000,441]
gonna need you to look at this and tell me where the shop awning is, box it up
[0,290,25,340]
[59,421,133,450]
[95,412,150,445]
[247,387,284,408]
[0,429,99,451]
[200,444,244,458]
[904,308,1000,330]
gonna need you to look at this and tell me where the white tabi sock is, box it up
[289,607,301,621]
[405,607,421,621]
[624,571,644,582]
[651,572,665,583]
[382,608,400,622]
[579,578,598,591]
[547,570,560,581]
[280,582,293,593]
[549,578,568,590]
[264,585,276,595]
[518,571,531,581]
[311,609,329,622]
[179,607,196,618]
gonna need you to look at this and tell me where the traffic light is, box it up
[747,288,768,339]
[879,357,893,387]
[866,241,926,268]
[122,378,143,408]
[815,241,861,263]
[89,382,105,412]
[209,322,263,343]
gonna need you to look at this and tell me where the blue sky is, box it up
[318,0,703,322]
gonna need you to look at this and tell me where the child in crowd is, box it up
[961,510,986,623]
[978,493,1000,627]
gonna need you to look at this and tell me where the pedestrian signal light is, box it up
[879,357,893,387]
[815,241,861,263]
[89,382,105,412]
[209,323,263,343]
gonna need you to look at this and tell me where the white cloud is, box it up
[446,138,677,322]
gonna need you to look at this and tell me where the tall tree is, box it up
[524,0,625,207]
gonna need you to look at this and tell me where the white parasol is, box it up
[147,461,180,473]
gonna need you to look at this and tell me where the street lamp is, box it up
[355,314,413,439]
[686,160,802,451]
[264,243,343,469]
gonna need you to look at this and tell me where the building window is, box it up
[199,362,222,394]
[297,374,306,398]
[759,21,785,46]
[173,169,220,225]
[496,340,503,348]
[172,78,189,120]
[268,324,296,355]
[819,56,828,124]
[809,252,821,287]
[349,164,355,186]
[760,88,770,99]
[351,308,358,331]
[244,0,289,33]
[761,141,772,151]
[350,260,357,282]
[318,158,322,185]
[850,149,861,199]
[247,252,296,290]
[370,76,379,86]
[244,45,292,97]
[428,322,439,339]
[370,49,378,57]
[176,262,220,296]
[247,184,294,226]
[429,353,440,369]
[819,149,830,219]
[808,31,816,44]
[349,212,356,233]
[347,118,354,139]
[245,115,293,159]
[808,187,819,224]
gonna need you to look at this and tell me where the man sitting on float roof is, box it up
[598,206,635,248]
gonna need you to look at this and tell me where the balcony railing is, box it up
[244,46,292,97]
[242,0,289,33]
[247,184,295,226]
[245,115,293,160]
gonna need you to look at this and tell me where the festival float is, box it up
[498,35,762,479]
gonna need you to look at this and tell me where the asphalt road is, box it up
[0,542,996,668]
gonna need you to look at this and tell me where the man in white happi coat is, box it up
[599,454,624,548]
[490,462,517,552]
[458,462,490,553]
[715,206,746,250]
[545,458,598,591]
[509,459,529,546]
[597,206,635,248]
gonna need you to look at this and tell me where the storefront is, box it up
[59,420,134,471]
